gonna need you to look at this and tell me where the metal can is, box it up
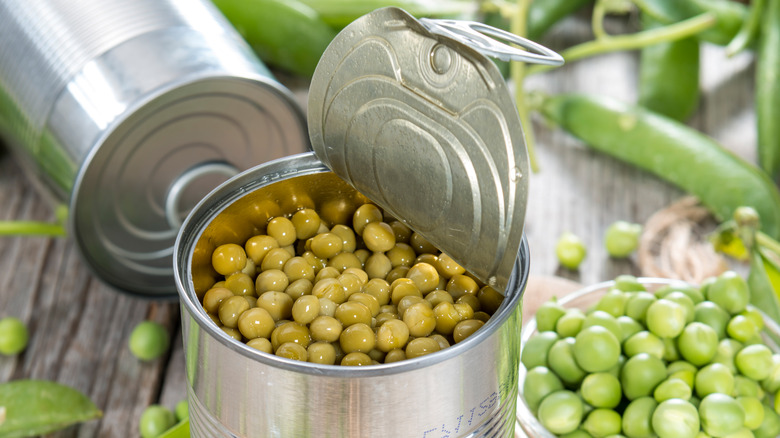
[176,152,529,438]
[0,0,309,297]
[174,7,562,437]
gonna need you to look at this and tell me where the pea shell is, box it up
[0,380,102,437]
[540,93,780,239]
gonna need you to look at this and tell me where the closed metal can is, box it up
[0,0,309,297]
[174,7,562,438]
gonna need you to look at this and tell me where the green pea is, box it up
[646,299,687,338]
[174,400,189,421]
[129,321,170,361]
[665,292,696,323]
[699,393,745,437]
[139,405,176,438]
[617,316,644,343]
[523,366,564,414]
[582,310,622,342]
[621,353,667,400]
[654,377,693,403]
[677,322,719,366]
[754,404,780,438]
[582,408,622,437]
[556,308,586,338]
[604,221,641,259]
[556,232,587,270]
[695,363,735,399]
[727,314,760,343]
[595,289,629,317]
[694,301,731,339]
[580,372,621,408]
[624,291,657,324]
[537,390,584,435]
[522,331,560,370]
[655,282,704,304]
[712,338,744,374]
[574,326,621,373]
[663,337,681,362]
[740,306,764,332]
[652,398,700,438]
[737,396,765,430]
[0,317,28,356]
[537,300,567,332]
[622,396,658,438]
[761,354,780,393]
[559,430,593,438]
[667,360,697,389]
[706,271,750,315]
[623,331,665,359]
[548,337,587,386]
[613,275,646,293]
[736,344,774,381]
[733,375,763,398]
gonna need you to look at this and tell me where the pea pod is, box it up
[297,0,476,30]
[638,15,700,121]
[757,0,780,182]
[212,0,336,77]
[0,380,101,437]
[636,0,747,45]
[539,93,780,239]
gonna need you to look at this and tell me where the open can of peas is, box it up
[174,7,562,437]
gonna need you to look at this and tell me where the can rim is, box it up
[174,152,531,375]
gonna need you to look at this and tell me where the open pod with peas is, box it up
[174,7,561,438]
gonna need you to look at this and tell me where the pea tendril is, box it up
[528,12,717,75]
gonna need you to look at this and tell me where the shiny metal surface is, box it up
[174,152,530,438]
[0,0,308,296]
[308,7,537,293]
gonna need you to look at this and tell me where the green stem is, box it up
[592,0,608,40]
[511,0,540,173]
[758,231,780,257]
[528,12,716,75]
[0,221,66,237]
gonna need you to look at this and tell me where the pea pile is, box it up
[200,203,503,366]
[522,272,780,438]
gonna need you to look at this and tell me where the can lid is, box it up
[72,76,308,297]
[308,7,561,293]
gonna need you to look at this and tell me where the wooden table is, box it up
[0,8,758,437]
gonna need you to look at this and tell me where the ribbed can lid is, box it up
[72,76,308,297]
[308,7,562,292]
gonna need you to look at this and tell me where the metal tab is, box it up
[308,7,549,293]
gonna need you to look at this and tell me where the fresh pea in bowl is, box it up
[515,275,780,438]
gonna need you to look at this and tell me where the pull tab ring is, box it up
[419,18,564,66]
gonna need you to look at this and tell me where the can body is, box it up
[0,0,308,296]
[174,152,529,438]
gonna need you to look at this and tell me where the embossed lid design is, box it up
[308,7,562,292]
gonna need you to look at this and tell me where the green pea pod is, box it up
[0,380,101,437]
[297,0,475,30]
[159,418,190,438]
[539,93,780,240]
[212,0,337,77]
[757,0,780,182]
[638,15,700,121]
[637,0,747,45]
[749,246,780,326]
[527,0,593,40]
